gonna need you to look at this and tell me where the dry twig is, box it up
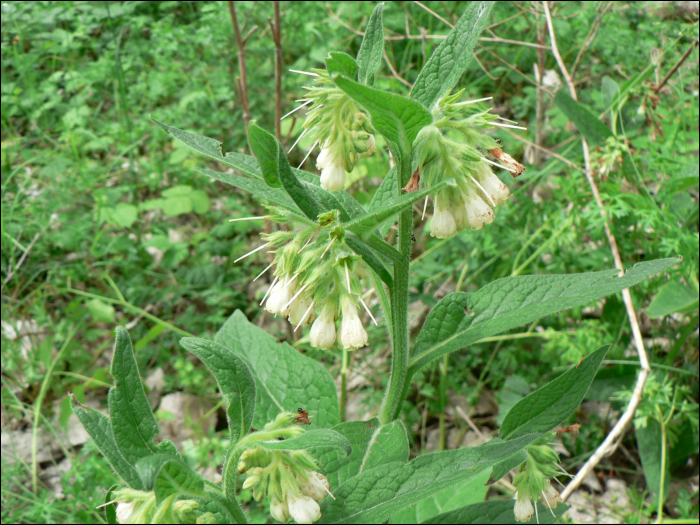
[227,1,257,148]
[268,1,284,141]
[542,1,653,501]
[654,38,699,93]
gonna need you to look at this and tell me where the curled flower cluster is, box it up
[511,435,563,522]
[113,489,215,524]
[301,70,377,191]
[239,442,332,523]
[251,218,375,350]
[409,90,525,239]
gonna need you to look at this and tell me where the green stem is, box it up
[655,406,668,524]
[379,153,413,424]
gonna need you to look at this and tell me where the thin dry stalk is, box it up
[228,1,257,147]
[269,1,284,141]
[654,38,699,93]
[570,1,613,79]
[542,1,652,501]
[534,10,546,165]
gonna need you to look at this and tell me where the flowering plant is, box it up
[73,3,677,524]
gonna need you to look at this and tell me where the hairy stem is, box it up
[379,152,413,424]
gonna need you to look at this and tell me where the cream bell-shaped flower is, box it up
[430,199,457,238]
[320,160,346,191]
[452,198,469,231]
[463,191,495,230]
[287,489,322,524]
[300,471,331,502]
[540,482,561,509]
[477,166,510,206]
[309,304,336,350]
[366,134,377,154]
[116,501,136,524]
[315,147,333,170]
[270,495,290,523]
[266,276,296,316]
[339,297,368,349]
[288,293,315,326]
[513,494,535,523]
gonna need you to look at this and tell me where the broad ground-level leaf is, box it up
[636,420,670,499]
[646,280,699,318]
[500,345,609,440]
[410,2,494,109]
[314,418,410,488]
[422,499,568,524]
[389,470,490,524]
[179,338,256,446]
[319,433,540,524]
[333,75,432,152]
[554,92,613,146]
[70,396,144,489]
[251,429,351,456]
[215,310,339,429]
[355,3,384,85]
[410,258,678,373]
[108,327,160,462]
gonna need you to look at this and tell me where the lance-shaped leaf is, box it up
[487,449,527,485]
[215,310,339,429]
[410,2,494,109]
[152,118,264,179]
[179,338,256,446]
[319,433,540,524]
[333,75,432,152]
[356,3,384,85]
[422,499,568,524]
[314,418,410,488]
[326,52,359,79]
[70,396,144,489]
[500,345,609,440]
[636,420,670,499]
[409,258,678,373]
[135,454,205,503]
[368,166,399,235]
[246,429,352,456]
[346,179,454,237]
[554,92,614,146]
[108,327,160,462]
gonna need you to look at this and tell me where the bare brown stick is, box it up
[384,47,413,88]
[502,127,583,172]
[413,1,453,28]
[1,230,44,294]
[534,9,546,165]
[228,1,256,148]
[570,1,613,79]
[654,38,699,93]
[542,1,653,501]
[269,1,283,141]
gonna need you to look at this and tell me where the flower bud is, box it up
[430,198,457,238]
[309,304,336,350]
[242,467,264,490]
[463,191,494,230]
[116,501,136,524]
[196,512,217,524]
[366,134,376,154]
[540,482,561,509]
[339,297,368,349]
[320,161,346,191]
[288,293,315,326]
[173,499,199,523]
[300,471,331,502]
[270,495,290,523]
[287,489,322,524]
[513,495,534,523]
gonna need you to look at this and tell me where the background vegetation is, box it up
[1,1,698,523]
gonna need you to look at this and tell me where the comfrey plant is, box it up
[74,3,678,524]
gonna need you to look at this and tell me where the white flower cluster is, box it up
[316,134,376,191]
[266,471,330,524]
[513,482,562,522]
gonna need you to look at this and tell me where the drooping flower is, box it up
[430,195,457,239]
[339,296,368,349]
[288,292,315,327]
[287,489,322,525]
[309,304,336,350]
[116,501,136,524]
[315,147,333,171]
[265,276,296,316]
[320,160,346,191]
[476,163,510,206]
[270,495,291,523]
[300,471,331,502]
[463,190,495,230]
[540,481,561,509]
[513,493,535,523]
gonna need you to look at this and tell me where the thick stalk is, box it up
[379,154,413,424]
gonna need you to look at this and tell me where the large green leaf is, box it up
[179,338,256,446]
[500,345,609,440]
[314,418,410,488]
[152,118,264,179]
[409,258,678,373]
[636,420,670,499]
[409,2,494,109]
[422,499,568,524]
[250,429,352,456]
[356,3,384,85]
[70,397,144,489]
[389,470,490,524]
[319,433,540,524]
[553,92,614,146]
[108,327,160,462]
[326,52,359,80]
[215,310,339,429]
[646,280,699,318]
[333,76,432,152]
